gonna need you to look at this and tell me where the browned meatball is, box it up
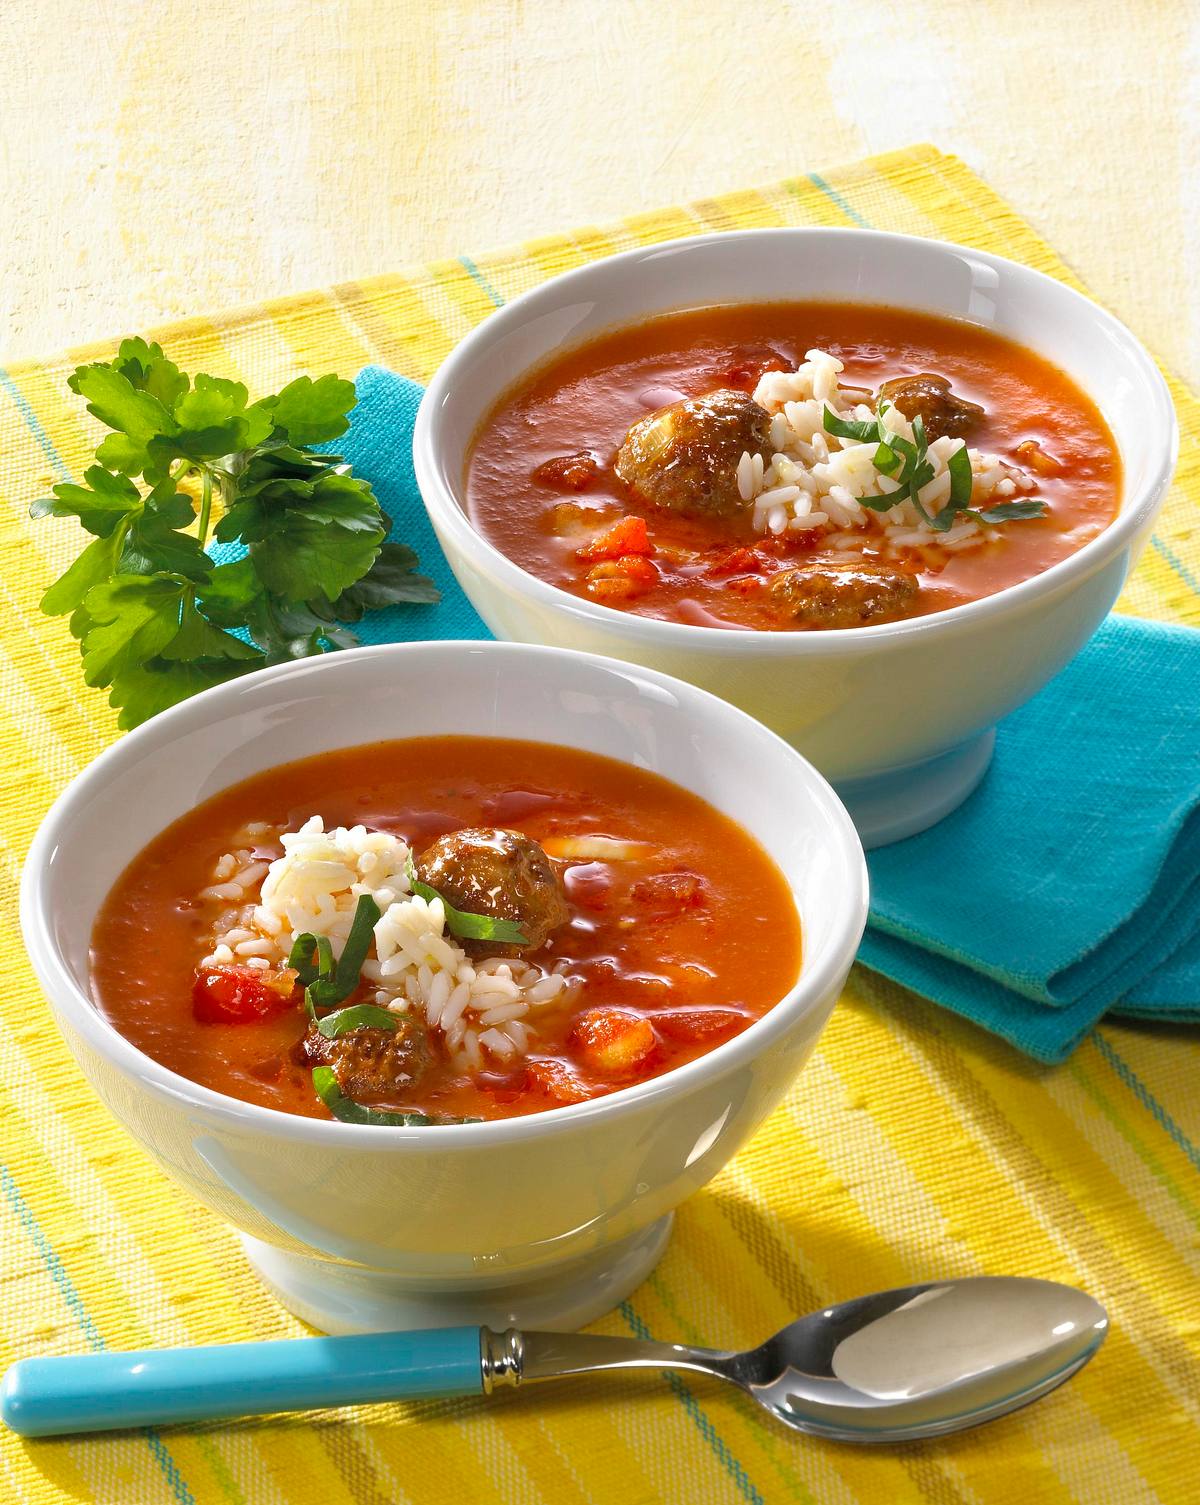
[615,388,772,519]
[768,562,919,629]
[417,827,569,958]
[878,374,984,442]
[303,1018,429,1104]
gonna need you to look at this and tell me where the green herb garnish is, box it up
[404,855,529,946]
[290,904,454,1125]
[318,892,381,1006]
[315,1004,400,1038]
[820,409,881,444]
[287,931,335,987]
[971,499,1048,524]
[944,442,975,516]
[311,1066,434,1126]
[32,338,439,729]
[822,400,1047,530]
[288,893,381,1012]
[311,1067,478,1126]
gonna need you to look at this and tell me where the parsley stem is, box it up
[196,468,214,551]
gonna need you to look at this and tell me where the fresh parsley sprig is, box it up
[822,401,1047,532]
[32,338,438,728]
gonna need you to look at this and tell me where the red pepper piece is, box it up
[577,516,653,561]
[193,965,296,1024]
[524,1059,597,1105]
[570,1007,658,1076]
[653,1008,748,1045]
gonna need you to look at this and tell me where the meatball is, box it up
[303,1018,428,1103]
[614,388,772,519]
[416,827,569,958]
[768,562,919,629]
[878,374,984,442]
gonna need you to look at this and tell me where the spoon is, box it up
[0,1276,1106,1441]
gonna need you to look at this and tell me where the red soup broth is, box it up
[466,302,1121,629]
[91,737,802,1123]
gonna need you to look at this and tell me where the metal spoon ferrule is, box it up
[480,1326,525,1392]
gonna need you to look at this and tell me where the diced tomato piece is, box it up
[760,530,821,558]
[570,1007,657,1076]
[725,574,765,597]
[524,1059,596,1105]
[706,547,765,579]
[577,516,653,561]
[630,870,709,919]
[533,452,600,491]
[563,861,613,912]
[192,965,297,1024]
[623,555,659,583]
[585,555,660,601]
[719,350,789,392]
[653,1009,749,1045]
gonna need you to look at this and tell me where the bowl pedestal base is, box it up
[834,728,995,849]
[240,1213,675,1335]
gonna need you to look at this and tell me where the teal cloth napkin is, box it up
[858,622,1200,1062]
[338,366,1200,1064]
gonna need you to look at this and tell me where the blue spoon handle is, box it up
[1,1326,484,1436]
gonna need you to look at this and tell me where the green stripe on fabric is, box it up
[457,256,505,308]
[619,1299,766,1505]
[0,1162,198,1505]
[643,1270,816,1505]
[1151,535,1200,597]
[0,368,71,481]
[1069,1059,1200,1230]
[1092,1031,1200,1172]
[189,1440,247,1505]
[806,173,870,228]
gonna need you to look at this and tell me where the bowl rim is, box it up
[413,225,1178,655]
[21,638,869,1148]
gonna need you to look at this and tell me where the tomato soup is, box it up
[466,303,1121,630]
[91,737,801,1124]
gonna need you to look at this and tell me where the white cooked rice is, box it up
[736,350,1037,563]
[199,817,573,1071]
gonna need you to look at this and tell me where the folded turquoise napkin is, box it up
[338,366,1200,1064]
[858,620,1200,1061]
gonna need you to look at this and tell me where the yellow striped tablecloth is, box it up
[0,145,1197,1505]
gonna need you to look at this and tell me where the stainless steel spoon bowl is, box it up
[1,1275,1107,1440]
[485,1276,1108,1443]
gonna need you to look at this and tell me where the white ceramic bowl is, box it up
[21,641,866,1334]
[414,228,1177,846]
